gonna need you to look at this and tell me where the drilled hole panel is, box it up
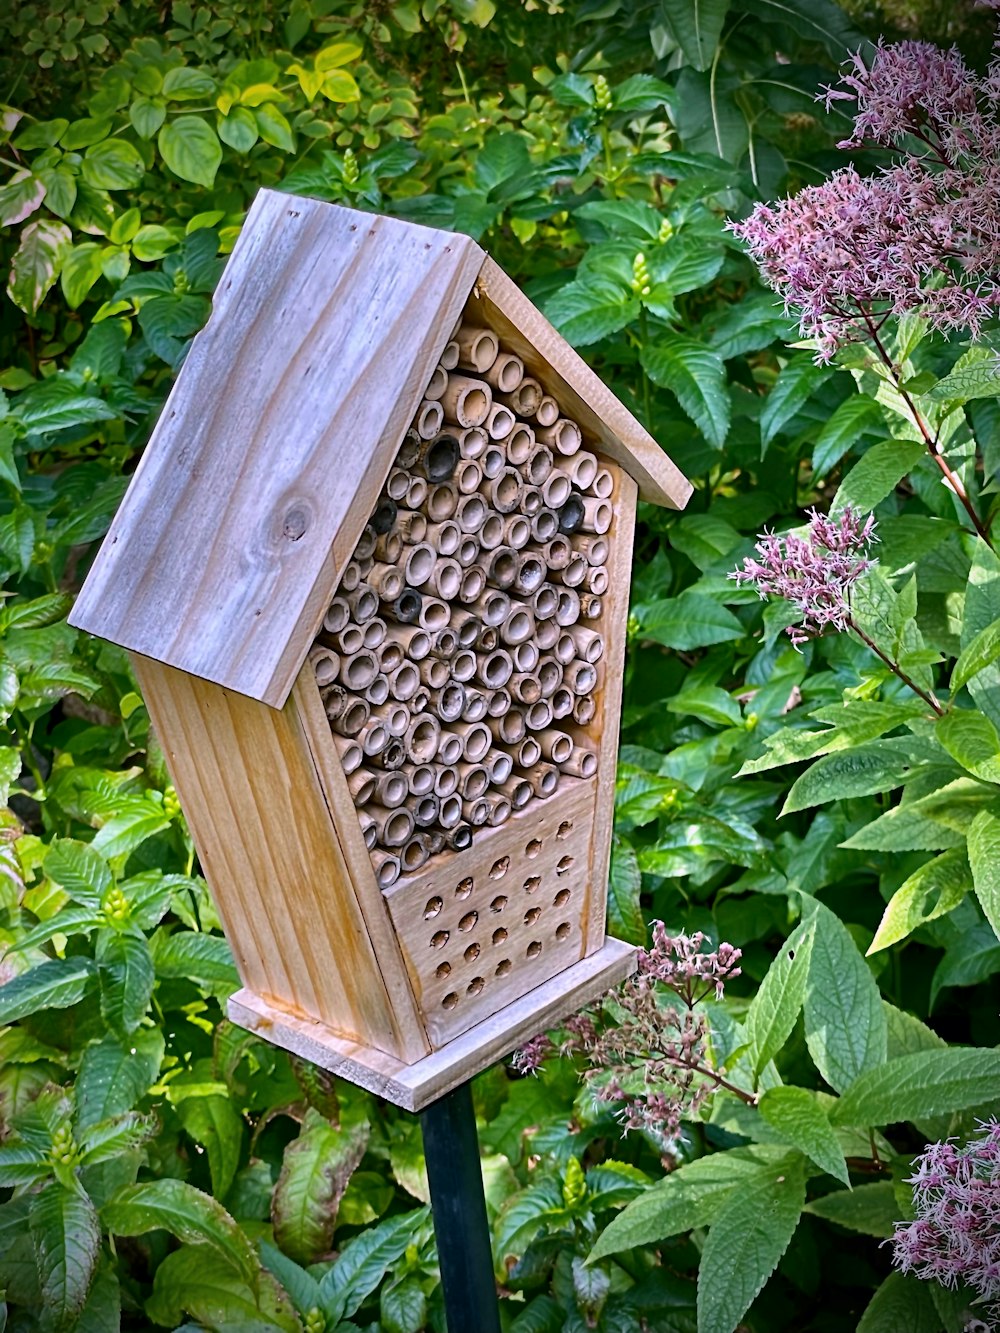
[382,777,595,1046]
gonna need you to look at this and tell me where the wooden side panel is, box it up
[583,468,637,955]
[73,193,484,708]
[132,654,415,1060]
[472,257,692,511]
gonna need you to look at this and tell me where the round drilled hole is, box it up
[556,856,574,876]
[424,896,443,919]
[442,992,459,1009]
[431,930,449,949]
[495,959,512,977]
[492,927,508,945]
[524,907,541,927]
[490,895,507,914]
[553,887,571,908]
[458,911,478,932]
[490,856,510,879]
[555,922,571,941]
[557,821,573,839]
[526,839,542,858]
[467,976,485,996]
[464,942,481,962]
[456,877,474,899]
[435,961,452,978]
[524,876,541,895]
[526,940,542,959]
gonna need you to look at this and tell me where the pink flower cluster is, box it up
[893,1121,1000,1331]
[730,506,878,648]
[731,30,1000,357]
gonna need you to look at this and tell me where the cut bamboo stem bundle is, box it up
[499,376,542,416]
[535,394,559,427]
[374,770,409,808]
[414,399,444,439]
[455,325,499,372]
[573,694,596,726]
[395,508,428,544]
[537,418,582,457]
[405,713,441,763]
[369,803,415,847]
[483,351,523,392]
[459,425,488,459]
[487,403,515,440]
[322,683,346,720]
[505,422,535,465]
[440,340,460,371]
[364,674,390,706]
[580,497,613,534]
[560,745,598,779]
[309,644,341,687]
[423,364,448,401]
[551,686,574,720]
[433,765,459,798]
[441,373,492,427]
[370,848,401,888]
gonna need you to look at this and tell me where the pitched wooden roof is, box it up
[71,190,690,707]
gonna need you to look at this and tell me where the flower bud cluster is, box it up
[631,252,651,297]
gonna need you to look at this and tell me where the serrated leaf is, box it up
[158,117,222,187]
[782,739,928,815]
[930,351,1000,405]
[745,916,814,1078]
[545,276,638,347]
[812,395,884,477]
[757,1087,849,1186]
[857,1272,944,1332]
[831,438,925,515]
[7,218,72,315]
[97,931,155,1035]
[804,1181,898,1237]
[642,334,729,448]
[152,930,238,985]
[696,1157,805,1333]
[0,957,96,1025]
[30,1186,100,1333]
[760,355,828,451]
[804,901,887,1094]
[832,1048,1000,1126]
[44,839,111,907]
[91,805,170,858]
[104,1180,258,1283]
[967,809,1000,940]
[937,708,1000,784]
[634,591,744,650]
[952,616,1000,692]
[660,0,732,70]
[869,848,972,953]
[75,1029,163,1129]
[272,1111,369,1264]
[607,839,644,944]
[381,1277,428,1333]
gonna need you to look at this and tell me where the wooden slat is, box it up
[583,468,637,955]
[228,936,636,1111]
[292,665,430,1061]
[132,654,415,1060]
[72,193,484,707]
[471,257,692,510]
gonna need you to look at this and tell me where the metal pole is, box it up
[419,1080,502,1333]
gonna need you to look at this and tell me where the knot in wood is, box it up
[282,506,309,541]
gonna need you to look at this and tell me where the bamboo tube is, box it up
[459,425,489,459]
[456,459,483,495]
[441,373,492,426]
[591,467,614,498]
[440,340,460,371]
[478,512,504,551]
[399,836,430,875]
[378,737,407,769]
[532,584,559,620]
[456,325,499,372]
[416,597,450,632]
[512,640,539,673]
[475,624,499,652]
[309,644,341,688]
[470,588,510,627]
[561,745,598,779]
[537,417,582,457]
[374,529,404,563]
[543,536,572,572]
[371,701,410,737]
[553,553,588,588]
[456,537,481,570]
[488,708,526,745]
[488,687,512,717]
[449,610,481,646]
[405,713,441,763]
[457,763,489,799]
[509,673,541,705]
[486,749,513,785]
[487,403,515,440]
[535,617,559,650]
[430,626,459,659]
[406,792,439,827]
[386,468,409,501]
[551,686,574,719]
[340,561,361,594]
[369,562,404,601]
[541,470,571,508]
[402,762,436,796]
[455,492,487,533]
[370,497,398,534]
[359,718,390,757]
[355,555,374,580]
[530,510,559,544]
[447,824,474,851]
[396,508,428,544]
[404,475,428,511]
[361,618,387,650]
[427,558,462,600]
[500,603,535,646]
[497,776,532,809]
[520,761,558,798]
[521,486,543,517]
[438,795,464,830]
[418,433,460,482]
[504,421,534,464]
[535,395,560,427]
[503,515,531,550]
[575,535,609,566]
[514,553,546,596]
[485,794,512,827]
[414,399,444,440]
[461,689,489,723]
[369,803,414,847]
[346,769,377,805]
[480,445,505,480]
[434,766,459,798]
[524,698,553,731]
[573,694,596,726]
[423,363,448,401]
[475,648,514,690]
[489,468,523,515]
[451,721,491,762]
[335,736,363,774]
[374,770,409,809]
[436,731,463,766]
[513,734,541,767]
[555,589,582,627]
[565,659,598,695]
[388,661,420,701]
[483,351,523,392]
[523,445,553,486]
[584,567,609,595]
[451,649,477,683]
[484,546,518,590]
[324,596,350,635]
[462,798,489,826]
[459,566,486,604]
[321,683,346,720]
[369,848,401,889]
[354,524,377,561]
[411,687,430,714]
[398,429,421,467]
[500,376,542,416]
[428,829,450,856]
[359,811,377,850]
[581,595,602,620]
[364,674,390,706]
[423,520,461,557]
[431,681,465,722]
[568,626,605,662]
[567,450,598,490]
[383,624,430,659]
[554,631,577,665]
[558,494,584,536]
[392,588,422,624]
[581,497,613,534]
[419,656,450,689]
[338,651,378,692]
[538,656,563,697]
[331,624,364,655]
[424,483,459,522]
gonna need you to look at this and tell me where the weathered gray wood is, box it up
[71,192,484,707]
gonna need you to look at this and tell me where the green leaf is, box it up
[967,809,1000,940]
[175,1093,243,1201]
[254,104,295,152]
[804,1181,899,1237]
[75,1030,163,1130]
[641,334,729,448]
[832,1048,1000,1126]
[545,276,638,348]
[831,439,925,515]
[782,739,929,815]
[129,97,166,139]
[218,107,258,152]
[0,170,47,227]
[272,1110,368,1264]
[146,1246,300,1332]
[259,1241,323,1320]
[930,349,1000,405]
[731,0,862,56]
[0,1142,49,1187]
[757,1087,849,1186]
[44,839,111,907]
[961,539,1000,732]
[760,355,828,451]
[7,218,72,315]
[60,243,105,308]
[804,901,887,1094]
[381,1277,428,1333]
[931,921,1000,1005]
[708,291,795,361]
[812,395,884,477]
[162,67,217,101]
[745,916,814,1078]
[30,1187,100,1333]
[103,1180,258,1284]
[0,957,96,1025]
[81,141,145,191]
[152,930,238,985]
[869,848,972,953]
[606,839,645,944]
[0,746,21,804]
[660,0,732,71]
[61,118,112,150]
[634,592,744,650]
[91,805,170,859]
[36,167,77,220]
[937,709,1000,784]
[97,931,155,1036]
[696,1157,806,1333]
[131,224,176,262]
[857,1272,943,1333]
[157,117,222,187]
[319,1208,429,1324]
[952,616,1000,692]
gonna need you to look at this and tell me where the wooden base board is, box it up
[228,937,636,1111]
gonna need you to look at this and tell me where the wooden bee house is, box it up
[69,190,691,1110]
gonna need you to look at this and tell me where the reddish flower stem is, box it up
[846,614,944,715]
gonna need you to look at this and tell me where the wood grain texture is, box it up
[292,664,430,1061]
[382,779,596,1047]
[228,935,636,1110]
[472,257,692,510]
[72,193,484,707]
[583,467,637,955]
[132,653,416,1060]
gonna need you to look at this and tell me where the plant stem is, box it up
[847,615,944,715]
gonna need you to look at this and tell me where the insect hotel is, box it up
[70,190,691,1110]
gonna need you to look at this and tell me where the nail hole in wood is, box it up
[436,961,451,978]
[492,927,508,945]
[455,877,474,899]
[458,911,478,932]
[554,888,571,908]
[556,856,574,875]
[442,992,459,1009]
[524,907,541,926]
[467,977,485,995]
[490,895,507,913]
[430,930,449,948]
[526,940,542,959]
[555,922,571,941]
[557,821,573,839]
[464,942,481,962]
[424,896,443,919]
[524,876,541,894]
[526,839,542,858]
[495,958,512,976]
[490,856,509,879]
